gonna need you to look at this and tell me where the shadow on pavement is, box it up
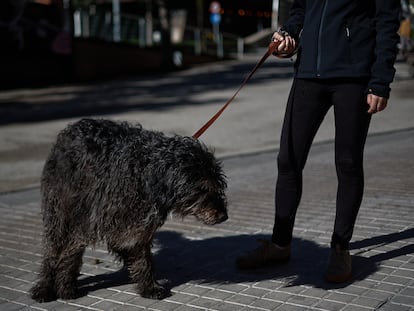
[350,228,414,282]
[0,60,293,126]
[77,228,414,297]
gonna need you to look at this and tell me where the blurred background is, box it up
[0,0,286,87]
[2,0,411,88]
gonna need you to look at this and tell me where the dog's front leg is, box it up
[126,244,170,299]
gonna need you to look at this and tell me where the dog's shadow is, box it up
[77,228,414,297]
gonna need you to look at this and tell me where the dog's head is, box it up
[168,136,228,225]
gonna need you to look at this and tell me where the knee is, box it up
[335,156,363,177]
[277,154,297,175]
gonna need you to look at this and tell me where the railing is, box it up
[72,8,245,59]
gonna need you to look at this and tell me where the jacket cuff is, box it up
[367,84,391,99]
[279,26,300,41]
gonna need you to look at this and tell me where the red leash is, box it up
[192,41,282,139]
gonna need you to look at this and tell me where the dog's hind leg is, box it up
[54,243,85,300]
[31,204,62,302]
[116,244,170,299]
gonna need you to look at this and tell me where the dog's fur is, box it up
[31,118,227,301]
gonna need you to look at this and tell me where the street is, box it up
[0,51,413,193]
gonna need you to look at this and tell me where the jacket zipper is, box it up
[316,0,329,77]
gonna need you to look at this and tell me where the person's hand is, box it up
[367,93,388,114]
[271,31,297,57]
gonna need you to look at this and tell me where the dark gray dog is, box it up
[31,118,227,302]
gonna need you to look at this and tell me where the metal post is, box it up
[112,0,121,42]
[82,10,90,37]
[212,23,219,43]
[196,0,204,30]
[62,0,71,33]
[237,37,244,59]
[138,17,145,47]
[217,33,223,59]
[272,0,279,29]
[194,28,201,55]
[73,10,81,37]
[145,0,153,46]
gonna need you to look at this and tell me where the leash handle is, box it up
[192,41,281,139]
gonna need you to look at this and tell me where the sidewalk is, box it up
[0,127,413,311]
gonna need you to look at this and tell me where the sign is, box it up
[209,1,221,14]
[209,1,221,25]
[210,13,221,25]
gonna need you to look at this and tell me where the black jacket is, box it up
[281,0,401,98]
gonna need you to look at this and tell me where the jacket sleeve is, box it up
[279,0,306,40]
[368,0,401,98]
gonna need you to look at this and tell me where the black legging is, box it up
[272,78,372,250]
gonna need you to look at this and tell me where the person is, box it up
[236,0,401,283]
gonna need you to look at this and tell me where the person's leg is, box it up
[330,80,371,250]
[272,79,332,246]
[236,79,332,270]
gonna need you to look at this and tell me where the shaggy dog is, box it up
[31,118,228,301]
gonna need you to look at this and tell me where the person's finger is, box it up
[367,93,388,114]
[277,40,287,52]
[284,37,296,54]
[283,38,292,52]
[367,93,377,114]
[276,38,294,54]
[285,36,294,49]
[272,32,284,42]
[376,97,388,112]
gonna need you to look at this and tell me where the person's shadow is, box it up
[77,228,414,296]
[349,228,414,283]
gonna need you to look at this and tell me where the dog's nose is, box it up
[218,212,228,222]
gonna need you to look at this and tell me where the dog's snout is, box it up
[218,212,228,223]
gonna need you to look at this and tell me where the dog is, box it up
[30,118,228,301]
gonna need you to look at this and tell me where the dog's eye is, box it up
[200,186,219,194]
[199,188,210,194]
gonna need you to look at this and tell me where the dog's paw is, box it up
[140,283,171,300]
[56,286,78,300]
[31,284,57,303]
